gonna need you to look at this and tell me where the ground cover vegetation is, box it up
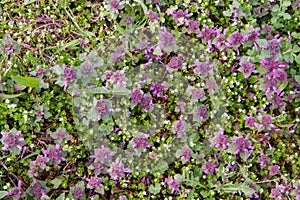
[0,0,299,199]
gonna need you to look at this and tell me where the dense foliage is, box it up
[0,0,299,199]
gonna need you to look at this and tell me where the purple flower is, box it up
[1,129,25,155]
[30,155,47,170]
[110,46,125,63]
[256,151,270,168]
[210,129,230,149]
[167,57,182,70]
[92,162,105,175]
[43,144,65,165]
[110,69,127,87]
[187,20,199,33]
[189,87,205,100]
[62,64,76,91]
[90,145,116,163]
[158,27,176,51]
[131,134,150,150]
[146,11,158,22]
[270,183,283,199]
[141,175,151,185]
[6,180,23,200]
[244,113,256,128]
[244,25,260,41]
[176,102,186,112]
[197,26,216,41]
[171,9,192,24]
[202,157,219,174]
[173,115,186,138]
[194,106,208,122]
[86,176,104,190]
[269,165,280,177]
[107,158,132,180]
[29,180,47,199]
[130,88,143,103]
[165,176,180,194]
[150,81,168,98]
[229,31,244,48]
[176,145,193,163]
[93,96,113,121]
[193,58,214,78]
[238,57,256,78]
[140,94,153,111]
[231,132,255,156]
[51,127,70,144]
[255,114,276,129]
[73,187,84,199]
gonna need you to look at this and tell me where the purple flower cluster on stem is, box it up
[107,158,132,181]
[1,129,25,155]
[165,176,180,194]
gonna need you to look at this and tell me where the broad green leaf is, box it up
[249,75,258,83]
[295,56,300,64]
[0,93,23,98]
[154,160,169,173]
[255,39,268,48]
[282,0,291,7]
[11,76,39,88]
[149,183,161,195]
[0,191,7,199]
[280,13,291,20]
[51,178,62,189]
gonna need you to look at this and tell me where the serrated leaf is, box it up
[11,76,39,88]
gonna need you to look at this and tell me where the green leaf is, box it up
[280,13,291,20]
[248,75,258,83]
[153,46,162,56]
[11,76,39,88]
[56,193,65,200]
[149,183,161,195]
[293,45,300,53]
[295,55,300,64]
[85,87,109,94]
[282,0,291,7]
[295,75,300,84]
[111,87,131,95]
[51,178,62,189]
[154,160,169,173]
[278,81,289,92]
[0,93,23,98]
[255,39,268,48]
[24,0,36,5]
[0,191,7,199]
[222,183,255,195]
